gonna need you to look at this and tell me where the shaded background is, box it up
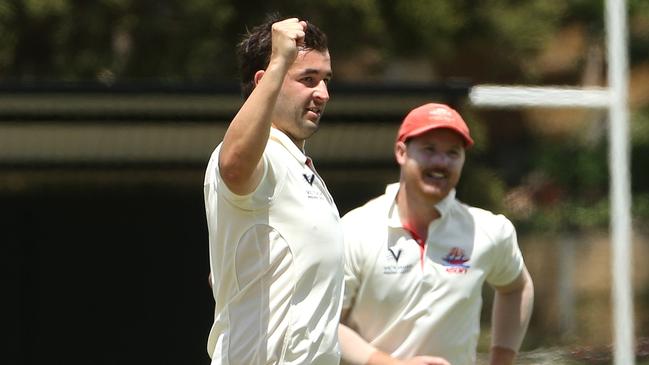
[2,1,649,364]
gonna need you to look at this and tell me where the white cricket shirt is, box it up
[204,128,344,365]
[342,183,524,365]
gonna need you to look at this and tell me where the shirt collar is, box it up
[385,182,456,228]
[269,127,308,164]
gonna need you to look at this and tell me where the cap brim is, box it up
[401,124,474,148]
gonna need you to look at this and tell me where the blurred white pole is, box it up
[469,86,609,108]
[605,0,635,364]
[470,0,636,360]
[558,234,576,340]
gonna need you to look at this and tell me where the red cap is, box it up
[397,103,474,148]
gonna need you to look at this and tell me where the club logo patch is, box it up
[303,173,315,185]
[442,247,470,274]
[301,172,326,201]
[384,247,413,274]
[388,247,402,262]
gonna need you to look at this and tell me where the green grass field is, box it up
[475,347,649,365]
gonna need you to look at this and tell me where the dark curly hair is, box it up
[237,12,329,99]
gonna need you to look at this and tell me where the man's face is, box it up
[396,128,466,203]
[272,49,332,147]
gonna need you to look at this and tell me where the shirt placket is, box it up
[401,222,427,271]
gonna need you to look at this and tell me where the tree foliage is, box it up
[1,0,648,232]
[0,0,638,82]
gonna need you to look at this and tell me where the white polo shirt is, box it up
[203,128,344,365]
[341,183,524,365]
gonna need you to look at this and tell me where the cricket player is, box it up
[203,14,344,365]
[338,103,534,365]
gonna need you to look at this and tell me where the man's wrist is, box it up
[366,350,402,365]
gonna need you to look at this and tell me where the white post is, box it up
[605,0,635,364]
[469,0,635,360]
[558,234,576,340]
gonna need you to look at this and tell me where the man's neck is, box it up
[396,185,441,239]
[271,125,306,151]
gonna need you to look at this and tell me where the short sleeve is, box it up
[214,144,286,211]
[485,216,525,287]
[341,209,367,310]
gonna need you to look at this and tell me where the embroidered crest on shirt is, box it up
[303,173,315,185]
[301,172,327,201]
[388,247,402,262]
[441,247,470,274]
[384,247,413,274]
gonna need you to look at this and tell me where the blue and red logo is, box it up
[442,247,470,274]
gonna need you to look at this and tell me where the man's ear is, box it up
[254,70,265,86]
[395,141,407,166]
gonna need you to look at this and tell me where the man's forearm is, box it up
[338,324,377,365]
[338,323,450,365]
[490,267,534,364]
